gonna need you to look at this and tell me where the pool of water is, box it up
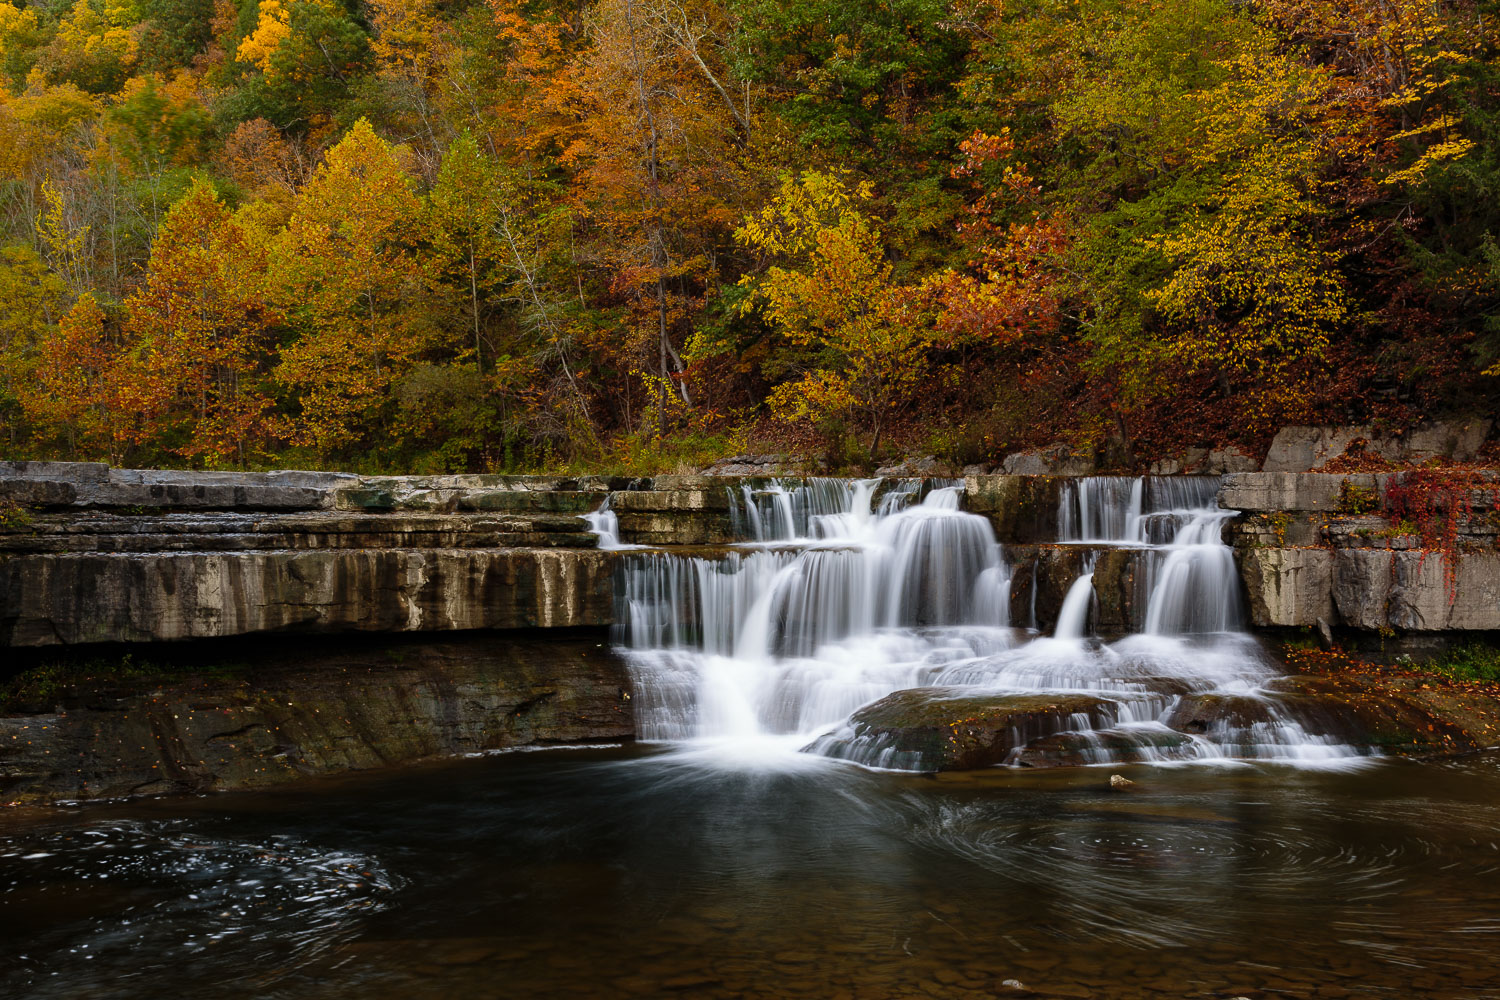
[5,747,1500,999]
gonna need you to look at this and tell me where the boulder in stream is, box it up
[807,687,1119,771]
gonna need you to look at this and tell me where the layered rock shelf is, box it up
[0,634,634,805]
[6,461,1500,803]
[6,462,1500,646]
[1222,471,1500,633]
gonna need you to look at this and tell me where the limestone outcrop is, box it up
[0,634,633,804]
[1222,470,1500,632]
[1260,420,1491,472]
[6,462,1500,646]
[0,548,614,645]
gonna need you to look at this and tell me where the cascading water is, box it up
[1053,562,1096,640]
[599,475,1370,769]
[583,495,640,551]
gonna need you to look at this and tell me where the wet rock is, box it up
[808,688,1119,771]
[963,477,1063,545]
[1009,727,1194,767]
[0,633,634,805]
[1004,545,1142,634]
[1164,693,1281,733]
[1109,773,1133,788]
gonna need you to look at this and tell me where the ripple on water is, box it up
[0,818,401,998]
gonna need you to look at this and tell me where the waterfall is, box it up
[724,478,857,541]
[584,495,640,551]
[1054,569,1096,640]
[1141,508,1241,635]
[610,474,1369,769]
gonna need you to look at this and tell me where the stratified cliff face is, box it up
[8,463,1500,646]
[1,547,616,645]
[0,463,625,646]
[1222,472,1500,632]
[0,634,634,805]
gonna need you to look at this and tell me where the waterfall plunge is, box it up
[602,475,1369,769]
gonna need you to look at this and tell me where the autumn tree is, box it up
[120,180,281,464]
[14,292,132,459]
[38,0,141,94]
[269,117,434,453]
[735,171,934,453]
[426,131,504,369]
[563,0,761,413]
[0,245,69,448]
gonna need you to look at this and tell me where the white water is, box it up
[604,476,1370,770]
[1054,569,1095,640]
[583,495,643,551]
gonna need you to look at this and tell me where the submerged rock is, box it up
[807,688,1118,771]
[1009,727,1196,768]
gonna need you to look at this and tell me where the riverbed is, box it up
[4,745,1499,999]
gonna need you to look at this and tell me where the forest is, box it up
[0,0,1495,473]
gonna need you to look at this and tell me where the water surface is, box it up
[5,746,1500,999]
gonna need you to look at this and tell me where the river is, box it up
[3,745,1499,998]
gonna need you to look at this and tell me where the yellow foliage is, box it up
[736,171,932,450]
[0,84,100,179]
[237,0,292,76]
[49,0,140,85]
[0,2,40,57]
[269,118,432,451]
[34,177,91,293]
[1149,147,1347,386]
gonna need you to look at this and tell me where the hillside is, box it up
[0,0,1496,473]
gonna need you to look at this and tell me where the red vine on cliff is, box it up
[1382,468,1500,603]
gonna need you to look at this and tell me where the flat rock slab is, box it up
[809,688,1119,771]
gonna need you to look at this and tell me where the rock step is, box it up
[0,548,616,646]
[0,634,633,805]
